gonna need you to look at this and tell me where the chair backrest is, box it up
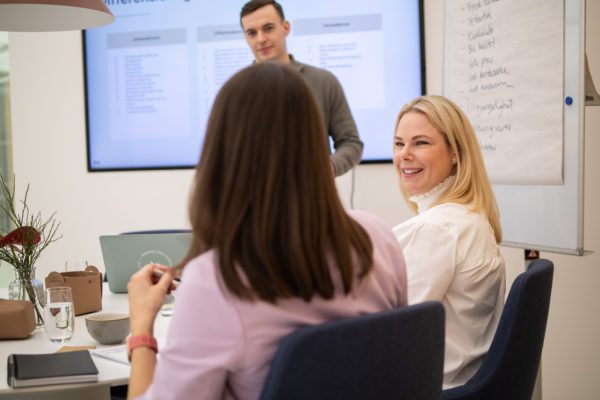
[443,258,554,400]
[259,301,445,400]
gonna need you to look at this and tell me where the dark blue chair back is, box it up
[442,258,554,400]
[259,301,445,400]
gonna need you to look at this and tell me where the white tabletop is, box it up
[0,284,172,394]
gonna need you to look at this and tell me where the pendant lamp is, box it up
[0,0,115,31]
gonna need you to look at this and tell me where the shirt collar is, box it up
[409,175,456,213]
[288,54,303,72]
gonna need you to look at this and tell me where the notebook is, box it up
[99,232,192,293]
[7,350,98,388]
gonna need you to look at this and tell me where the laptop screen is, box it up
[99,232,192,293]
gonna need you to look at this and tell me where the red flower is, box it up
[0,226,41,247]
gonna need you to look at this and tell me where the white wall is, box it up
[6,0,600,398]
[8,30,193,273]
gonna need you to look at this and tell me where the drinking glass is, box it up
[43,287,75,343]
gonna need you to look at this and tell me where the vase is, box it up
[8,268,44,326]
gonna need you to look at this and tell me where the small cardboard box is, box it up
[45,266,103,316]
[0,299,36,339]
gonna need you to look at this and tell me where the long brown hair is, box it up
[394,95,502,243]
[179,63,373,303]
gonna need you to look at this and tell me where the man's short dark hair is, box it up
[240,0,285,26]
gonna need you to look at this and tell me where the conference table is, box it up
[0,283,171,400]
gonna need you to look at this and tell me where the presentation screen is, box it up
[84,0,424,171]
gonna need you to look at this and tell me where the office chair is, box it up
[442,258,554,400]
[109,385,127,400]
[259,301,445,400]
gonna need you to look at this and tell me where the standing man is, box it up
[240,0,363,177]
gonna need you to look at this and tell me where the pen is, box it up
[152,269,181,286]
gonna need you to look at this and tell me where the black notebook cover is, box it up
[7,350,99,388]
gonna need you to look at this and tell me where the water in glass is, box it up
[43,287,75,343]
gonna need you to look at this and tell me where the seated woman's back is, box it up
[148,210,406,400]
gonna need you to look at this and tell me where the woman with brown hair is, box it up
[126,63,407,400]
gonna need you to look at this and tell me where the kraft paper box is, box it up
[45,266,103,316]
[0,299,36,339]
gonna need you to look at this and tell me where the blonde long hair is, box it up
[394,95,502,243]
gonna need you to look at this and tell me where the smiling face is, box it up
[241,4,291,64]
[393,112,455,196]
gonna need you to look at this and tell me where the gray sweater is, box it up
[290,56,363,176]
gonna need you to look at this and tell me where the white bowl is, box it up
[85,312,130,345]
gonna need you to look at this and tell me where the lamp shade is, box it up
[0,0,115,31]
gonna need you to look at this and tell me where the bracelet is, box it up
[127,334,158,362]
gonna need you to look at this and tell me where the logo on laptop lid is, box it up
[136,250,174,269]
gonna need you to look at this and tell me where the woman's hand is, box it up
[128,263,175,336]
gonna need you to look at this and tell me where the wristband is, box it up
[127,334,158,362]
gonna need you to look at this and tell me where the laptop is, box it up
[99,232,192,293]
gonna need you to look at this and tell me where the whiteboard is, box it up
[444,0,585,255]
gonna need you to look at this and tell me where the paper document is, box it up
[90,338,166,365]
[90,345,129,365]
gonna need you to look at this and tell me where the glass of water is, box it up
[43,287,75,343]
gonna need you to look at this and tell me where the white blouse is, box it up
[393,178,505,389]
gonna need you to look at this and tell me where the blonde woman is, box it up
[392,95,505,389]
